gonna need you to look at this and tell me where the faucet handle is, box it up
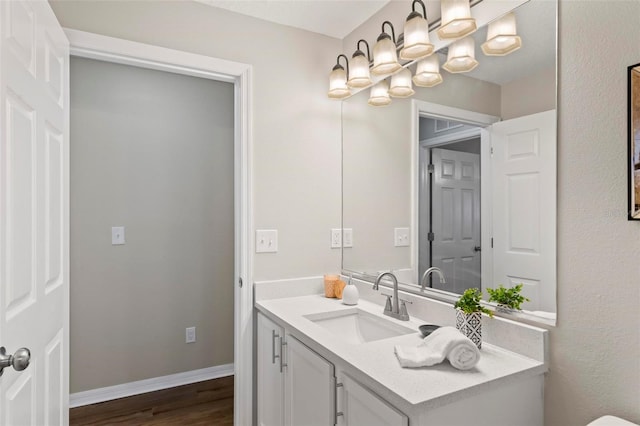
[381,293,393,312]
[399,299,412,319]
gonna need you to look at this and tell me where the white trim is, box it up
[419,127,481,147]
[69,364,234,408]
[411,99,499,293]
[64,30,254,426]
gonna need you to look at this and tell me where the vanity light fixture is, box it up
[347,40,373,88]
[371,21,402,76]
[412,55,443,87]
[399,0,434,61]
[328,54,351,99]
[389,68,415,98]
[481,12,522,56]
[438,0,477,40]
[443,36,478,73]
[368,80,392,106]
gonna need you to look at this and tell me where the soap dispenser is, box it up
[342,274,359,305]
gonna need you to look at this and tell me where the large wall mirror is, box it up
[342,0,557,324]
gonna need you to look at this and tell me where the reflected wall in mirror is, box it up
[342,0,557,323]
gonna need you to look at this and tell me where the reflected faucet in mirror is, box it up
[420,267,446,291]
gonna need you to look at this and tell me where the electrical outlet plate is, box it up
[186,327,196,343]
[330,228,342,248]
[111,226,125,245]
[394,227,410,247]
[343,228,353,248]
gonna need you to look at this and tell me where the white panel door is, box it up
[284,335,334,426]
[431,148,481,294]
[491,110,556,312]
[257,313,284,426]
[0,1,69,425]
[338,373,407,426]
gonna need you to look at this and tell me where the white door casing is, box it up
[431,148,481,294]
[490,110,557,312]
[0,1,69,425]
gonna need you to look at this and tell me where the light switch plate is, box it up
[394,227,410,247]
[111,226,125,245]
[256,229,278,253]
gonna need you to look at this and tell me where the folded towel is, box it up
[394,326,480,370]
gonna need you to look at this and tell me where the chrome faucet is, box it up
[420,267,446,291]
[374,272,410,321]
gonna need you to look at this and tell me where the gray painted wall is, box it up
[70,57,234,392]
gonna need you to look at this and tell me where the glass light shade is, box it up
[371,36,401,76]
[368,80,391,106]
[438,0,477,39]
[328,67,350,99]
[443,36,478,73]
[413,55,443,87]
[481,13,522,56]
[400,14,434,60]
[347,53,372,88]
[389,68,415,98]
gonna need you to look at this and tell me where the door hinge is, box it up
[428,232,435,242]
[427,164,435,173]
[490,146,494,156]
[491,238,494,248]
[238,277,243,288]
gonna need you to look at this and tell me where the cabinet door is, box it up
[284,334,335,426]
[339,374,408,426]
[257,313,285,426]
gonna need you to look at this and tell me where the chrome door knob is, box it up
[0,346,31,376]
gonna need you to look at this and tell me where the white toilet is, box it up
[587,416,638,426]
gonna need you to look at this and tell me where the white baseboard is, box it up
[69,363,234,408]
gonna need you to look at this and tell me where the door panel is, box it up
[0,1,69,424]
[491,110,556,312]
[431,148,481,294]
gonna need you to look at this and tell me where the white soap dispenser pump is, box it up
[342,274,359,305]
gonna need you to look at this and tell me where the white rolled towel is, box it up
[394,326,480,371]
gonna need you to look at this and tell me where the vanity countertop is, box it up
[256,294,547,410]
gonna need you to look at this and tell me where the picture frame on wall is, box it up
[628,62,640,220]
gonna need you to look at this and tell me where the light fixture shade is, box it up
[372,35,401,76]
[328,66,350,99]
[481,12,522,56]
[438,0,477,39]
[443,36,478,73]
[389,68,415,98]
[368,80,392,106]
[413,55,443,87]
[400,13,434,60]
[347,53,372,88]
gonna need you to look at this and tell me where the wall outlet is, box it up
[394,227,410,247]
[330,228,342,249]
[186,326,196,343]
[343,228,353,248]
[256,229,278,253]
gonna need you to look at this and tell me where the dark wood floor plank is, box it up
[70,376,234,426]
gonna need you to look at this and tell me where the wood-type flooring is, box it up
[70,376,234,425]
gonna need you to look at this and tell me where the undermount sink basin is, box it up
[304,308,416,344]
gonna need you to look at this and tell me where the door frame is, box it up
[64,29,254,426]
[411,100,498,299]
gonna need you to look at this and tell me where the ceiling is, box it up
[195,0,391,39]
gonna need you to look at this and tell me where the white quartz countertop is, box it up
[256,294,547,410]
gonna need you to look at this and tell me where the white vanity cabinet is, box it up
[257,312,285,426]
[257,312,408,426]
[337,373,408,426]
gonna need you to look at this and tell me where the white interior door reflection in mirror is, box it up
[430,147,481,295]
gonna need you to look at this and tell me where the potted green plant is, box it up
[486,284,530,313]
[454,288,492,349]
